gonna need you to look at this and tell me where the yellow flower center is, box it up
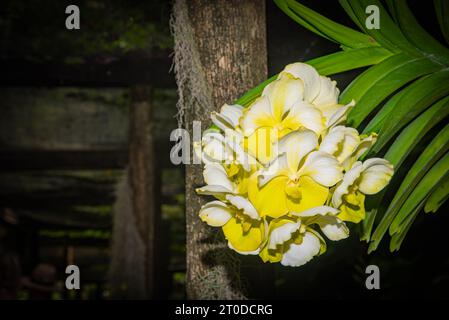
[234,209,256,234]
[285,179,302,199]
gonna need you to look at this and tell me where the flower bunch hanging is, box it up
[195,63,393,267]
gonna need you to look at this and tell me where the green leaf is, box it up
[369,123,449,250]
[362,87,407,134]
[434,0,449,45]
[342,54,440,128]
[273,0,332,41]
[387,0,449,64]
[339,0,417,55]
[389,199,425,252]
[389,151,449,234]
[360,191,384,242]
[424,179,449,213]
[338,0,366,31]
[372,70,449,153]
[308,47,392,76]
[275,0,378,49]
[384,96,449,169]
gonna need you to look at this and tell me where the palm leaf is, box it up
[255,0,449,252]
[434,0,449,45]
[425,178,449,213]
[369,123,449,251]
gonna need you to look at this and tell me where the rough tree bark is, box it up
[172,0,267,299]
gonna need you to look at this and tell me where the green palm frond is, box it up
[235,0,449,252]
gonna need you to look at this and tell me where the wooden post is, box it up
[173,0,267,299]
[110,85,163,299]
[128,85,160,298]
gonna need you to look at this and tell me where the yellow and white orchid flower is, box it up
[240,96,324,164]
[259,206,349,266]
[195,61,394,267]
[196,162,253,199]
[291,206,349,241]
[196,103,265,171]
[211,104,244,131]
[197,130,258,171]
[241,75,325,136]
[248,129,343,218]
[279,63,355,127]
[319,125,378,171]
[332,158,394,223]
[259,206,348,267]
[199,194,265,255]
[256,216,319,267]
[341,133,377,171]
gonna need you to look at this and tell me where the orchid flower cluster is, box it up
[195,63,394,267]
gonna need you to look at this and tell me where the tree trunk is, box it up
[172,0,267,299]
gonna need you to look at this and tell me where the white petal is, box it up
[263,75,305,115]
[223,129,257,171]
[291,205,339,217]
[313,76,339,108]
[221,104,243,127]
[326,100,355,128]
[281,63,321,102]
[203,163,235,191]
[240,96,273,136]
[211,113,232,132]
[320,126,360,163]
[332,161,364,207]
[342,133,378,171]
[276,129,318,173]
[259,129,318,180]
[299,151,343,186]
[211,104,244,131]
[281,232,321,267]
[317,216,349,241]
[196,185,233,199]
[201,132,231,163]
[358,158,394,194]
[226,194,260,220]
[268,220,301,249]
[258,153,290,187]
[283,101,324,135]
[199,201,233,227]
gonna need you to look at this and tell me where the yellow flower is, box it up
[239,63,357,165]
[241,78,325,137]
[248,129,343,218]
[199,195,265,255]
[332,159,394,223]
[241,95,324,164]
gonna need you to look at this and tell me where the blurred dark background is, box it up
[0,0,448,300]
